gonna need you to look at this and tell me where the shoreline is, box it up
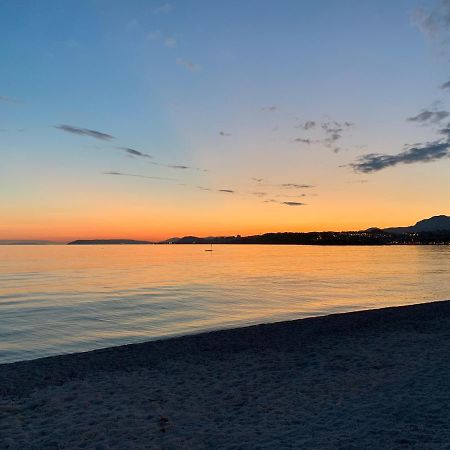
[2,300,450,448]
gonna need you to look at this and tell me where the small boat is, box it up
[205,243,213,252]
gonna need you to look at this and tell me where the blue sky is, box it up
[1,0,449,240]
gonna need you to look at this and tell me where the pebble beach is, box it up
[2,300,450,449]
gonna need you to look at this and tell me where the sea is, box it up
[0,244,449,363]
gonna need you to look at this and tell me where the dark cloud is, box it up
[56,124,114,141]
[350,141,450,173]
[219,131,231,137]
[322,122,343,145]
[439,125,450,137]
[320,120,352,148]
[197,186,235,194]
[280,183,314,189]
[117,147,152,159]
[263,199,278,203]
[275,193,306,198]
[252,177,264,183]
[441,80,450,90]
[282,201,305,206]
[293,137,312,144]
[168,165,190,169]
[296,120,316,130]
[407,109,449,125]
[260,105,278,112]
[103,171,173,180]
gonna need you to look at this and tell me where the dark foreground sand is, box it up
[2,300,450,449]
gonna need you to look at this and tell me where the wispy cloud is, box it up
[280,183,315,189]
[275,193,306,198]
[55,124,114,141]
[197,186,236,194]
[262,198,306,206]
[282,201,305,206]
[252,192,267,197]
[0,95,19,104]
[154,2,173,14]
[176,58,200,72]
[320,121,353,148]
[293,137,312,144]
[219,131,231,137]
[117,147,152,159]
[350,141,450,173]
[291,119,352,150]
[296,120,316,130]
[164,37,177,48]
[252,177,264,183]
[260,105,278,112]
[168,164,189,169]
[103,171,173,180]
[411,1,450,40]
[150,160,208,172]
[407,109,449,125]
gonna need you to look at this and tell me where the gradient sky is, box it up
[1,0,449,241]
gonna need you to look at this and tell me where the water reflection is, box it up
[0,244,449,363]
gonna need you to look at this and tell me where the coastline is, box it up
[2,300,450,448]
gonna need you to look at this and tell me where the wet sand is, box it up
[2,300,450,449]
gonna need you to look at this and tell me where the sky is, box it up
[1,0,449,241]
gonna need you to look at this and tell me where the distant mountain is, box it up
[0,240,60,245]
[158,237,181,244]
[384,215,450,234]
[67,239,153,245]
[154,215,450,246]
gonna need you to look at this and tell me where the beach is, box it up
[2,300,450,449]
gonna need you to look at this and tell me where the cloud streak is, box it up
[260,105,278,112]
[280,183,315,189]
[282,201,305,206]
[407,109,449,125]
[350,141,450,173]
[117,147,152,159]
[56,124,114,141]
[103,171,174,180]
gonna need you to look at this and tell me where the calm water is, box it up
[0,244,449,363]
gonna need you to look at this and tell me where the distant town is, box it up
[66,215,450,246]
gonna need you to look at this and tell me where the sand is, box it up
[2,300,450,449]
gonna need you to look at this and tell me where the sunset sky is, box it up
[1,0,449,241]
